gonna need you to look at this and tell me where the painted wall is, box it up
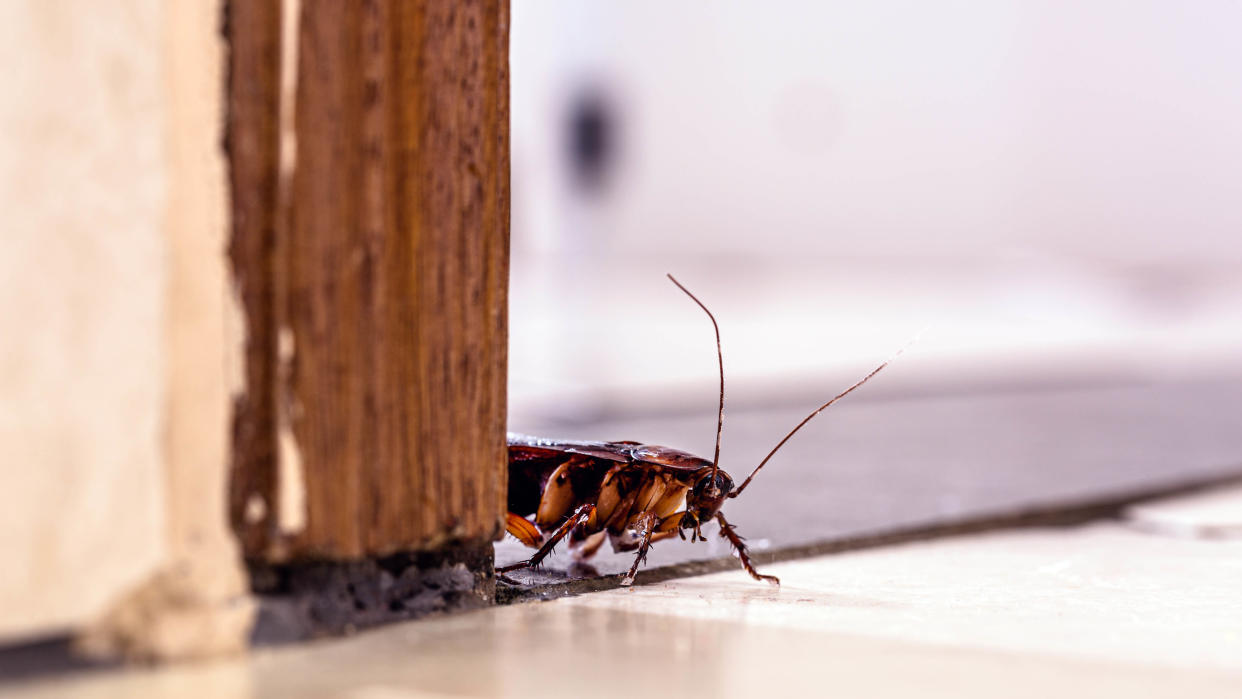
[0,1,249,655]
[0,0,166,642]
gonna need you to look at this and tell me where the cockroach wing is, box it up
[507,432,630,463]
[629,445,712,471]
[507,433,712,470]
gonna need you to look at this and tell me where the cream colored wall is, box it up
[0,0,251,655]
[0,0,167,643]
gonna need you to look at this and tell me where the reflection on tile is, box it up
[1126,485,1242,539]
[11,523,1242,699]
[12,601,1241,699]
[565,524,1242,673]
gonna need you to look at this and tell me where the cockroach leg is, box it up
[504,511,543,548]
[498,503,596,574]
[620,511,659,587]
[716,512,779,587]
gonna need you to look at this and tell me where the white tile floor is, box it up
[10,500,1242,698]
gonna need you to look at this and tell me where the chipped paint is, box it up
[277,0,300,180]
[277,325,295,364]
[277,420,306,535]
[276,324,306,535]
[244,493,267,524]
[224,277,247,401]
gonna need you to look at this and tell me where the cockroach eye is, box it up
[694,472,733,498]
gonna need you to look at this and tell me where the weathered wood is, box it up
[228,0,509,561]
[225,0,283,556]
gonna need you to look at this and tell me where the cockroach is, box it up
[502,274,898,587]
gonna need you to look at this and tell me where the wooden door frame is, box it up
[225,0,510,635]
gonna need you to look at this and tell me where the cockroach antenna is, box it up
[666,274,725,487]
[502,280,914,586]
[729,335,919,498]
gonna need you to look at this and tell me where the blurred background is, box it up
[507,0,1242,432]
[3,0,1242,689]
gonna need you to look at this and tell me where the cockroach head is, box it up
[682,468,734,528]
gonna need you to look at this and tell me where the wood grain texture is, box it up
[228,0,509,560]
[225,0,282,556]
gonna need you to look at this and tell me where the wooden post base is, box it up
[248,541,495,643]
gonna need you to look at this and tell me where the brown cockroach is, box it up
[502,274,897,587]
